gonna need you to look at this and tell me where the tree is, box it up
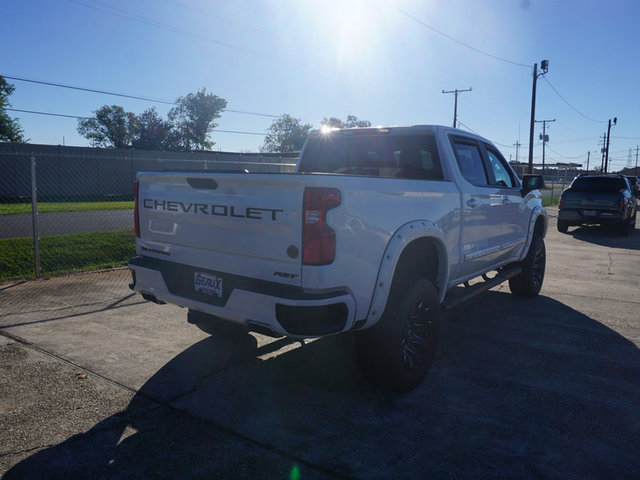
[0,76,26,142]
[344,115,371,128]
[322,117,345,128]
[132,107,172,150]
[321,114,371,129]
[77,105,137,148]
[262,114,312,153]
[167,88,227,151]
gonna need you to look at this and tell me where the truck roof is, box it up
[307,124,494,149]
[309,125,473,136]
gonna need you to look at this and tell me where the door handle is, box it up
[466,198,479,208]
[502,198,511,205]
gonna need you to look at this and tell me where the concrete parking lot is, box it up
[1,207,639,479]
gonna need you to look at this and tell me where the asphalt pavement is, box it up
[1,206,639,479]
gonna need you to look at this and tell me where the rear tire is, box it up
[618,219,631,236]
[626,213,636,234]
[509,235,546,297]
[557,221,568,233]
[355,278,440,392]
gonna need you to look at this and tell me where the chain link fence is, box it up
[0,144,296,285]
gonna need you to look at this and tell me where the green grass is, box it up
[0,230,136,281]
[543,195,560,207]
[0,201,134,215]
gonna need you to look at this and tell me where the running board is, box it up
[442,267,522,312]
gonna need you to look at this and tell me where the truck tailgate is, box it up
[562,191,620,210]
[137,171,304,285]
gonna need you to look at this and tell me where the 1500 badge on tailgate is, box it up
[194,272,223,298]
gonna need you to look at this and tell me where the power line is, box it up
[393,7,530,68]
[3,75,174,105]
[542,76,606,123]
[1,74,279,118]
[63,0,444,114]
[7,108,90,120]
[545,145,587,160]
[160,0,281,39]
[613,135,640,140]
[7,108,267,136]
[456,119,529,150]
[67,0,255,56]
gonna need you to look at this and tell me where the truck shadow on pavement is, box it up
[564,225,640,250]
[5,292,640,479]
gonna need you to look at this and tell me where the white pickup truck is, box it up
[129,125,547,391]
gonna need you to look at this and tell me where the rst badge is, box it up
[194,272,223,298]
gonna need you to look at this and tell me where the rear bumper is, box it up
[558,209,624,226]
[128,256,356,338]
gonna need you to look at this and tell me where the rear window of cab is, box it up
[299,132,444,180]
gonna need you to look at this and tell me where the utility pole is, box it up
[586,151,590,172]
[513,140,521,163]
[535,118,556,175]
[442,87,472,128]
[635,145,639,176]
[528,60,549,174]
[604,117,617,173]
[600,133,607,171]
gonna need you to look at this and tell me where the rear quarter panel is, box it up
[300,174,461,322]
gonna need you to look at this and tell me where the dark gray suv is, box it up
[558,174,637,235]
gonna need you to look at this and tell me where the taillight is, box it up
[558,195,564,209]
[134,180,140,238]
[618,197,625,212]
[303,187,341,265]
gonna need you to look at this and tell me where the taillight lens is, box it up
[618,197,625,212]
[558,195,564,209]
[303,187,341,265]
[134,180,140,238]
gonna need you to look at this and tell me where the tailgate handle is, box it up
[187,178,218,190]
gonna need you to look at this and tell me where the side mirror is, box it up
[522,174,545,196]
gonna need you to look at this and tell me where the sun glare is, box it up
[306,0,390,67]
[335,0,373,63]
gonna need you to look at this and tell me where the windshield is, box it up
[299,132,443,180]
[569,177,627,193]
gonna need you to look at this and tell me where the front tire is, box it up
[509,235,546,297]
[355,278,440,392]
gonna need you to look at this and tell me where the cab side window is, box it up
[451,139,489,186]
[485,147,516,188]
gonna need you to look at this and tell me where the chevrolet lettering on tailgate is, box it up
[142,198,283,221]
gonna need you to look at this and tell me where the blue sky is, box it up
[2,0,640,171]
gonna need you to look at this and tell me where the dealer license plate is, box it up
[583,210,597,217]
[194,272,223,298]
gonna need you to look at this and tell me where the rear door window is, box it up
[450,138,489,186]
